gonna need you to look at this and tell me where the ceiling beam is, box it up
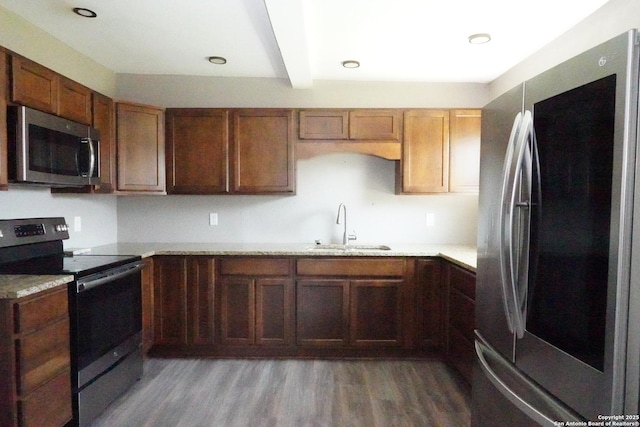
[264,0,313,89]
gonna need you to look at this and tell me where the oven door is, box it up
[70,261,143,390]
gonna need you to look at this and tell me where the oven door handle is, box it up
[76,262,144,292]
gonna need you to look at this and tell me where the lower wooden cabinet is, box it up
[153,256,215,347]
[444,261,476,382]
[0,285,72,427]
[1,51,8,190]
[219,258,294,346]
[416,258,444,350]
[296,258,408,349]
[140,258,154,355]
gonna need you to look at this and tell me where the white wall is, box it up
[118,153,478,245]
[0,187,118,249]
[489,0,640,100]
[0,6,116,97]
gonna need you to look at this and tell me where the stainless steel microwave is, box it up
[7,106,100,187]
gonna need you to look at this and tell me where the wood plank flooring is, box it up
[90,358,470,427]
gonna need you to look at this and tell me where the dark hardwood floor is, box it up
[90,358,470,426]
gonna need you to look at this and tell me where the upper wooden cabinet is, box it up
[116,102,166,193]
[398,109,450,193]
[0,51,8,190]
[11,55,92,124]
[349,110,401,140]
[92,92,116,193]
[298,109,401,141]
[166,109,229,194]
[449,109,481,193]
[231,109,295,194]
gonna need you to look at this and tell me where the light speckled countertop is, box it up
[1,243,476,299]
[76,242,477,271]
[0,275,74,299]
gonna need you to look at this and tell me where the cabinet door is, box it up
[399,109,449,193]
[416,258,443,350]
[349,110,401,141]
[58,76,92,124]
[0,52,7,190]
[11,55,58,115]
[298,110,349,140]
[92,92,116,193]
[350,280,403,346]
[140,258,154,354]
[231,109,295,193]
[297,279,349,346]
[445,262,476,383]
[166,109,229,194]
[153,257,188,345]
[116,102,166,192]
[256,278,294,346]
[188,257,216,345]
[449,109,481,193]
[219,277,255,345]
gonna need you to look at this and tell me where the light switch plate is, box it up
[209,213,218,226]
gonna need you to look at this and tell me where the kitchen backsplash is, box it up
[118,152,478,245]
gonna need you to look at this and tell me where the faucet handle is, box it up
[347,230,357,242]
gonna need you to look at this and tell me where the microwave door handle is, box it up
[498,112,523,334]
[87,137,96,180]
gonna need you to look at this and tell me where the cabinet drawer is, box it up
[17,318,70,394]
[220,258,291,276]
[19,368,72,427]
[297,258,405,277]
[448,288,474,341]
[14,288,68,334]
[449,264,475,300]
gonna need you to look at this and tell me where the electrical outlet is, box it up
[74,216,82,232]
[209,213,218,226]
[426,213,435,228]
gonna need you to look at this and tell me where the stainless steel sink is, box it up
[311,244,391,251]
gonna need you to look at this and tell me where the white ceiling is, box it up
[0,0,609,88]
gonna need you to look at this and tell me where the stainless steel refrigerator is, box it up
[472,30,640,426]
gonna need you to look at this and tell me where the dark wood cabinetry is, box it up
[349,109,401,141]
[445,262,476,383]
[296,258,408,348]
[116,102,166,193]
[398,109,450,193]
[416,258,444,351]
[449,109,481,193]
[153,256,215,348]
[92,92,116,193]
[140,258,154,355]
[0,51,7,190]
[231,109,295,194]
[219,258,294,346]
[166,109,229,194]
[11,55,92,125]
[0,285,72,427]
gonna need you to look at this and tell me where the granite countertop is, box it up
[74,242,478,271]
[0,243,476,299]
[0,275,74,299]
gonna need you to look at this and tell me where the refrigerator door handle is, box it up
[498,112,523,334]
[475,337,579,426]
[500,110,533,338]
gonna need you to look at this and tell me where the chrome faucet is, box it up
[336,203,357,245]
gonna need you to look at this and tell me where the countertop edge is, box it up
[0,275,74,299]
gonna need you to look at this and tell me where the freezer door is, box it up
[476,83,524,361]
[472,332,583,427]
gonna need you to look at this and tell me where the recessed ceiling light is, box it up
[468,33,491,44]
[72,7,97,18]
[342,60,360,69]
[208,56,227,65]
